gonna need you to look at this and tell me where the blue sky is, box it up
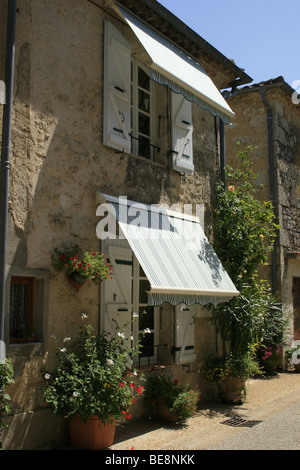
[158,0,298,90]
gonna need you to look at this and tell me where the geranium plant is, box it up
[144,373,199,420]
[51,245,112,285]
[40,314,145,423]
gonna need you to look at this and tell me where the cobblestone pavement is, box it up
[109,372,300,451]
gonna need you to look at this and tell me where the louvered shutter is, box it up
[175,304,196,364]
[103,245,133,346]
[171,92,194,174]
[103,21,131,153]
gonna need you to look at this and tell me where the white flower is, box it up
[73,392,79,397]
[117,332,125,339]
[63,337,71,342]
[44,373,50,380]
[106,359,114,366]
[60,347,67,352]
[130,335,134,341]
[81,313,88,319]
[144,328,151,334]
[132,312,138,318]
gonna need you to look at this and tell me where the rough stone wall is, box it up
[0,0,227,449]
[225,86,300,337]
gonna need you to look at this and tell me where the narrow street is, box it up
[109,372,300,451]
[208,398,300,450]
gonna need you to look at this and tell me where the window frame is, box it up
[132,254,159,366]
[131,59,155,161]
[9,276,35,343]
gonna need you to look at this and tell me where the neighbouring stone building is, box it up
[225,77,300,344]
[0,0,253,449]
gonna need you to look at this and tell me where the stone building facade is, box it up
[0,0,250,449]
[225,77,300,344]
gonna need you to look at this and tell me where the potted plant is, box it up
[51,245,113,291]
[144,373,199,422]
[209,148,286,401]
[0,358,14,450]
[202,352,261,404]
[40,314,145,449]
[285,342,300,372]
[255,294,287,375]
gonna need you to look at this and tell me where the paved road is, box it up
[107,374,300,451]
[208,400,300,450]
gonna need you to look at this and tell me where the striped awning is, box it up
[115,4,234,124]
[100,195,239,306]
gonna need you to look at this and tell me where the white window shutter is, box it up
[171,92,194,175]
[103,245,133,346]
[103,22,131,153]
[175,304,196,364]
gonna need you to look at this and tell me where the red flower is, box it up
[119,382,124,387]
[136,386,144,394]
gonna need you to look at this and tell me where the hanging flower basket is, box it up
[51,244,113,291]
[67,273,86,292]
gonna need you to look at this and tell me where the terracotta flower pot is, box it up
[217,375,246,404]
[156,396,177,422]
[69,415,116,450]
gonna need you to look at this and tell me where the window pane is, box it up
[139,332,154,358]
[139,279,150,303]
[138,67,150,90]
[138,136,151,159]
[138,90,150,113]
[10,283,28,329]
[139,264,146,277]
[139,306,154,330]
[138,113,150,135]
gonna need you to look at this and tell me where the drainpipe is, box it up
[260,87,277,295]
[0,0,17,343]
[219,118,226,188]
[219,86,237,188]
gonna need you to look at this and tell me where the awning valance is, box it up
[115,4,234,124]
[100,195,239,306]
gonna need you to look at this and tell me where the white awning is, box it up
[115,4,234,124]
[100,195,239,306]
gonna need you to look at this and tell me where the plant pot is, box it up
[156,396,177,423]
[69,415,116,450]
[217,375,246,404]
[293,363,300,373]
[67,273,86,292]
[259,346,281,375]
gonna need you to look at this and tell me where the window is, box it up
[102,241,160,366]
[133,258,159,365]
[103,20,195,171]
[9,276,36,343]
[131,61,154,160]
